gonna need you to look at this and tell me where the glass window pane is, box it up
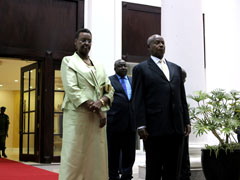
[55,70,63,90]
[29,112,35,133]
[53,135,62,156]
[30,69,36,89]
[29,134,34,155]
[22,134,28,154]
[54,113,63,135]
[23,113,28,133]
[24,71,29,91]
[30,90,36,111]
[54,92,64,112]
[23,92,29,112]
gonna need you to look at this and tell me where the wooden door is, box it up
[122,2,161,63]
[20,63,39,162]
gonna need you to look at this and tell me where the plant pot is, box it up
[201,149,240,180]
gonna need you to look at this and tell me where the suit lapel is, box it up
[148,58,168,81]
[128,76,132,86]
[128,76,132,101]
[113,75,130,100]
[68,52,95,87]
[114,75,128,95]
[113,75,124,91]
[166,60,174,81]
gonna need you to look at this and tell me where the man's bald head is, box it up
[147,34,163,47]
[147,34,165,59]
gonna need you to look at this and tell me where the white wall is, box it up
[161,0,208,145]
[162,0,205,95]
[85,0,116,75]
[85,0,161,76]
[203,0,240,91]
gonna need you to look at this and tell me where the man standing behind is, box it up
[132,34,191,180]
[180,69,191,180]
[0,106,9,158]
[107,59,136,180]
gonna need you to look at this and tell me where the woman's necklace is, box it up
[83,58,92,66]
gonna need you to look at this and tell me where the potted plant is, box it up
[188,89,240,180]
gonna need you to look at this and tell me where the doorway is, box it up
[20,63,39,161]
[0,57,36,161]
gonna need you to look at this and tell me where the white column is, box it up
[203,0,240,91]
[161,0,211,148]
[85,0,116,75]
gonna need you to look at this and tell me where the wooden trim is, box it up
[39,52,54,163]
[123,1,161,14]
[0,46,73,61]
[122,55,149,63]
[203,13,206,69]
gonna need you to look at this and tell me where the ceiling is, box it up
[0,57,35,91]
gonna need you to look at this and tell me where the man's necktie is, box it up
[159,60,170,81]
[120,77,128,96]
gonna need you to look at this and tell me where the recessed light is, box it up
[14,80,19,82]
[0,84,3,87]
[57,88,61,90]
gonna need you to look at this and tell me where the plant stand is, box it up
[201,149,240,180]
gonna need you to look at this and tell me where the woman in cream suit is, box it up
[59,28,114,180]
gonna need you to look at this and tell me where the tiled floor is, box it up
[4,148,202,180]
[4,149,146,180]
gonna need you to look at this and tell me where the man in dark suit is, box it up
[132,34,191,180]
[107,59,136,180]
[0,106,9,158]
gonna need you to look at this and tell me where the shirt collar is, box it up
[116,74,127,80]
[151,55,166,64]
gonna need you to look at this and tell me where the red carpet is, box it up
[0,158,58,180]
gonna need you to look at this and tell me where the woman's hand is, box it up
[90,100,103,112]
[97,111,106,128]
[82,100,95,111]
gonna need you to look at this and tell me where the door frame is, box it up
[19,63,40,162]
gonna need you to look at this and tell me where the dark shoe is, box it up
[2,150,7,158]
[2,153,7,158]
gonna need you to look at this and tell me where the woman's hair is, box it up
[75,28,92,39]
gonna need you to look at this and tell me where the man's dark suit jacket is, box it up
[107,75,135,132]
[132,58,190,136]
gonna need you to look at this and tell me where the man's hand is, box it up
[184,124,191,136]
[137,128,149,141]
[97,111,106,128]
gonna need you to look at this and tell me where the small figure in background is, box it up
[0,106,10,158]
